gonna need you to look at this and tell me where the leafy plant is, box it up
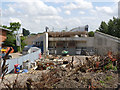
[88,31,94,37]
[106,76,112,81]
[99,80,104,84]
[2,22,27,51]
[97,17,120,38]
[23,28,30,36]
[113,66,117,71]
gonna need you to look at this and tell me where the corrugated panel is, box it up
[5,49,41,74]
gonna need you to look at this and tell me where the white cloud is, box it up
[2,0,120,2]
[63,3,77,10]
[56,7,62,12]
[113,0,120,2]
[96,6,113,14]
[63,0,93,10]
[95,3,117,16]
[9,17,21,23]
[79,11,85,15]
[35,16,63,20]
[64,10,71,15]
[4,0,60,17]
[2,0,63,32]
[21,1,59,16]
[1,0,118,33]
[8,7,15,13]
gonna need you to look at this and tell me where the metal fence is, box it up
[4,49,41,74]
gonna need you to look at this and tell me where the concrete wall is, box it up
[34,32,120,56]
[94,31,120,55]
[75,37,94,47]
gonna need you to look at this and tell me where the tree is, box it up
[9,22,21,35]
[37,33,43,34]
[2,22,21,48]
[62,30,66,32]
[21,36,27,50]
[2,22,28,52]
[2,25,8,29]
[88,31,94,37]
[30,33,37,35]
[116,18,120,38]
[23,28,30,36]
[107,19,115,36]
[98,21,108,34]
[3,35,16,47]
[97,17,120,38]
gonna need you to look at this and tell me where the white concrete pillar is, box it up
[43,33,49,55]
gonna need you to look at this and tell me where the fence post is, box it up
[0,59,2,76]
[0,51,2,76]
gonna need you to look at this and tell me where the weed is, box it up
[99,80,104,84]
[106,76,112,81]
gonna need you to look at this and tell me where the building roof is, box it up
[23,34,41,45]
[48,31,88,37]
[70,25,89,32]
[0,27,11,31]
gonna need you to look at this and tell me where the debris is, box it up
[1,47,12,81]
[0,51,119,89]
[23,60,31,70]
[63,61,68,64]
[14,64,20,73]
[62,50,68,56]
[22,69,28,73]
[36,61,55,70]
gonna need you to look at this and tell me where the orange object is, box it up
[5,47,14,53]
[111,58,117,62]
[107,51,117,62]
[39,53,41,59]
[108,51,112,55]
[96,62,100,68]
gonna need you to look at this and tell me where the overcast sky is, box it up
[0,0,119,33]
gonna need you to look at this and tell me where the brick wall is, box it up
[0,29,7,47]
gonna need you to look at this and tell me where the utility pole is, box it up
[52,27,54,31]
[65,26,68,31]
[16,28,21,52]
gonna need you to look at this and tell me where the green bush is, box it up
[100,80,104,83]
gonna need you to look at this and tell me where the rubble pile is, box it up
[0,52,119,89]
[1,67,117,89]
[53,68,118,88]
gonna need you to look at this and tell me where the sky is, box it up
[0,0,119,33]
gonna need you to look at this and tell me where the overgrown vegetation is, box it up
[88,31,94,37]
[23,28,30,36]
[2,22,27,51]
[97,17,120,38]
